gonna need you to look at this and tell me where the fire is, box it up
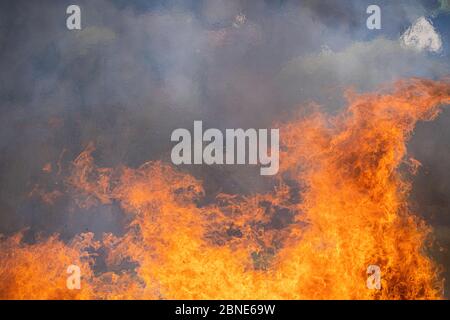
[0,233,96,299]
[1,78,450,299]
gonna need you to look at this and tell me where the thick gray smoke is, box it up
[0,0,449,294]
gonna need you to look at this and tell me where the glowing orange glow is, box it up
[1,78,450,299]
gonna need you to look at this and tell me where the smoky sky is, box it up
[1,0,450,294]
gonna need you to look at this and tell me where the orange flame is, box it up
[1,78,450,299]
